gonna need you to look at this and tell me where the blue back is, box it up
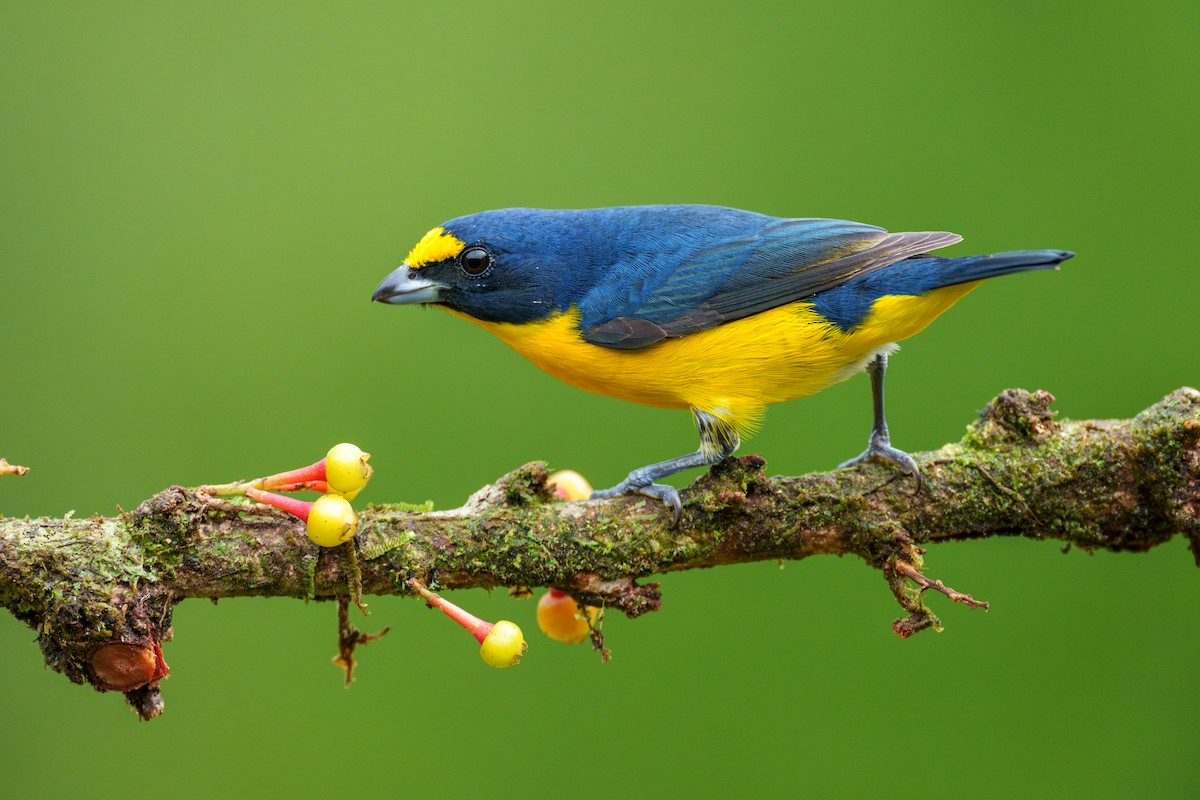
[435,205,900,336]
[441,205,789,320]
[424,205,1066,347]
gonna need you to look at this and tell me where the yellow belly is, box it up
[447,281,980,435]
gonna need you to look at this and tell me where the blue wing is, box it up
[579,215,961,349]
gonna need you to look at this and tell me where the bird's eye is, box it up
[460,247,492,276]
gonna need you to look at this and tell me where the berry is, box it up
[305,494,358,547]
[547,469,592,501]
[480,621,527,667]
[410,581,528,668]
[244,488,358,548]
[536,589,598,644]
[325,443,373,499]
[243,442,371,499]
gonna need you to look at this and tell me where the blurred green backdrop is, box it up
[3,1,1197,797]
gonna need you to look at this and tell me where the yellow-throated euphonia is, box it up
[372,205,1072,520]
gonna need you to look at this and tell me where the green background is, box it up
[3,1,1197,797]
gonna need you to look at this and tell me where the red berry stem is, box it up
[408,580,493,643]
[245,487,314,521]
[253,459,327,490]
[268,480,330,494]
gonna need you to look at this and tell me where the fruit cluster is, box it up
[201,459,613,671]
[203,442,373,547]
[406,468,604,668]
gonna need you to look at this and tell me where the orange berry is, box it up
[547,469,593,502]
[536,589,598,644]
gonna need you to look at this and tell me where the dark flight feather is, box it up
[582,223,962,350]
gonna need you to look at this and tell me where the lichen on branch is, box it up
[1,388,1197,719]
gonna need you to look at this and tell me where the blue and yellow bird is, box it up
[372,205,1072,520]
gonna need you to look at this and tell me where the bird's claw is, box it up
[592,481,683,527]
[639,484,683,526]
[839,440,922,493]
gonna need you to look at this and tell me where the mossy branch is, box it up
[2,388,1198,719]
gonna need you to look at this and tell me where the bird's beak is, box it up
[371,265,446,304]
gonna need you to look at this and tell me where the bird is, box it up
[372,205,1072,522]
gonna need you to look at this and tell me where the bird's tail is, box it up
[930,249,1075,289]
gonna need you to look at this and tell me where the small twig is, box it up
[332,597,391,688]
[268,481,328,493]
[894,560,989,610]
[970,461,1045,527]
[585,605,610,663]
[0,458,29,477]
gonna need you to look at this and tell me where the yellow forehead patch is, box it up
[406,227,466,269]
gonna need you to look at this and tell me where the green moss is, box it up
[368,500,434,513]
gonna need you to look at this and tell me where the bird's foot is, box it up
[838,436,922,493]
[592,478,683,527]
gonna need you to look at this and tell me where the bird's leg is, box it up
[838,352,921,490]
[591,409,740,525]
[589,452,710,524]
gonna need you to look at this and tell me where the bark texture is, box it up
[2,388,1197,719]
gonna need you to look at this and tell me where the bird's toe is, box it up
[591,481,682,526]
[838,442,921,493]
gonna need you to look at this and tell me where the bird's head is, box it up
[371,208,611,324]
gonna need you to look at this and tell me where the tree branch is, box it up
[2,388,1197,719]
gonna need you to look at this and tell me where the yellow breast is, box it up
[446,281,979,435]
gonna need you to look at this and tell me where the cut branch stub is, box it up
[0,458,30,477]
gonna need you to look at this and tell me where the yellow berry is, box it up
[547,469,593,502]
[325,443,373,497]
[537,589,598,644]
[305,494,358,547]
[479,620,527,668]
